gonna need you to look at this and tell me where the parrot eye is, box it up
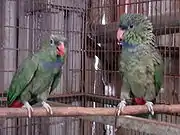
[129,25,133,29]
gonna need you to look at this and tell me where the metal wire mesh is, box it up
[0,0,180,135]
[0,0,85,134]
[85,0,180,134]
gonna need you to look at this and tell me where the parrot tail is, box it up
[132,98,157,119]
[8,100,24,108]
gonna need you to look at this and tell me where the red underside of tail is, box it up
[133,97,146,105]
[8,100,24,108]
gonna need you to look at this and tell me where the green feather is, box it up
[7,41,66,106]
[154,63,164,94]
[118,13,164,119]
[28,71,62,105]
[7,56,39,106]
[49,71,62,94]
[7,34,67,109]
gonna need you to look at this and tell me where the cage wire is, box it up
[0,0,180,135]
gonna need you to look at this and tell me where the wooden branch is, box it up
[39,101,180,135]
[1,104,180,118]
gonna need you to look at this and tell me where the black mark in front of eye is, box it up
[119,24,128,30]
[50,39,53,44]
[129,25,133,28]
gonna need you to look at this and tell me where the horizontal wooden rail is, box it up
[0,104,179,117]
[0,102,179,135]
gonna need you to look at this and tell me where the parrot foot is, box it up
[114,99,126,132]
[145,101,154,115]
[117,99,126,116]
[160,87,164,93]
[22,101,34,118]
[42,101,53,115]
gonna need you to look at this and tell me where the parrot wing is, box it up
[152,50,164,95]
[49,71,62,94]
[28,71,62,105]
[7,55,39,106]
[143,46,164,100]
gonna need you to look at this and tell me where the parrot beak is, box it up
[57,43,65,56]
[117,28,125,42]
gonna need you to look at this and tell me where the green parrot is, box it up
[7,34,67,118]
[116,13,164,118]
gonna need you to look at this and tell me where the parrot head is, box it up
[50,34,67,57]
[117,13,154,46]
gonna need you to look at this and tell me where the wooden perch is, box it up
[2,103,180,135]
[0,104,180,118]
[45,101,180,135]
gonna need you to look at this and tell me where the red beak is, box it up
[117,28,125,41]
[57,43,65,56]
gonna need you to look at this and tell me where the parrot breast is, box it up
[42,60,63,69]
